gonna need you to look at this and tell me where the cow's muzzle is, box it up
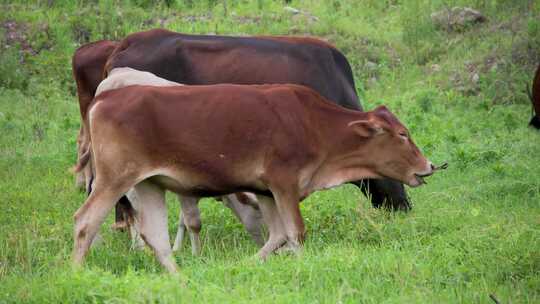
[414,162,448,185]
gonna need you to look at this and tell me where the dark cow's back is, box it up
[104,29,361,112]
[72,40,118,118]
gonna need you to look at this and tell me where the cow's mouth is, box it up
[414,172,432,185]
[413,162,448,186]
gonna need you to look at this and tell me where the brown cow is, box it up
[528,63,540,129]
[72,30,411,214]
[73,84,437,272]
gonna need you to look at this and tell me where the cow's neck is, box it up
[302,101,380,197]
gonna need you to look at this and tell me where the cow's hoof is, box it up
[529,115,540,129]
[111,221,128,231]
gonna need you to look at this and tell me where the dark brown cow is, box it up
[528,63,540,129]
[72,29,411,212]
[73,84,436,272]
[71,43,123,192]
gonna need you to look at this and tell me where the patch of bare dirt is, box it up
[3,20,51,58]
[3,20,33,54]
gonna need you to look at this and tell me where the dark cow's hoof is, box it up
[383,199,412,212]
[111,221,128,231]
[529,116,540,129]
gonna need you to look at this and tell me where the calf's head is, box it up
[348,106,435,187]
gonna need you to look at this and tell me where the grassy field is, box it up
[1,0,539,303]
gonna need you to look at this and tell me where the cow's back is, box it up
[72,40,118,117]
[105,29,362,111]
[93,84,321,163]
[95,67,182,97]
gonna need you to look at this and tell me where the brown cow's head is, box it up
[349,106,435,187]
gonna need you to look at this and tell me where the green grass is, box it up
[1,0,539,303]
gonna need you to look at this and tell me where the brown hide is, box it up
[72,40,118,118]
[88,84,429,196]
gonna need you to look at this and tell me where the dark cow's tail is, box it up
[330,47,362,111]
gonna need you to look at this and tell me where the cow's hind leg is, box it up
[222,193,265,246]
[271,190,304,255]
[256,195,287,260]
[73,183,125,267]
[131,181,177,273]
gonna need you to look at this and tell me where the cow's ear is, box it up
[348,119,383,137]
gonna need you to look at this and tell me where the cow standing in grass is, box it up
[73,83,436,273]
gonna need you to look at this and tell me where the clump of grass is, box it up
[0,47,29,91]
[400,1,445,65]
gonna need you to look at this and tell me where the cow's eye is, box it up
[399,132,408,138]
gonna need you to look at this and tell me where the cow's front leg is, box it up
[272,190,304,254]
[255,195,287,260]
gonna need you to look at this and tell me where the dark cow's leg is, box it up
[111,196,135,231]
[87,170,136,232]
[353,179,411,211]
[529,115,540,129]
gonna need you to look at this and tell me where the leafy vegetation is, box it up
[1,0,539,303]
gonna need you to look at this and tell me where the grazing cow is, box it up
[73,84,437,272]
[72,29,411,215]
[528,63,540,129]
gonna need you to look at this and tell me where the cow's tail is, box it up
[72,111,94,177]
[73,146,91,173]
[526,83,540,129]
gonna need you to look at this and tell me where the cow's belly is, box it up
[145,164,268,197]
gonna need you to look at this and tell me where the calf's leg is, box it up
[173,195,201,255]
[222,193,265,246]
[172,211,187,252]
[130,181,177,273]
[271,190,305,254]
[256,195,288,260]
